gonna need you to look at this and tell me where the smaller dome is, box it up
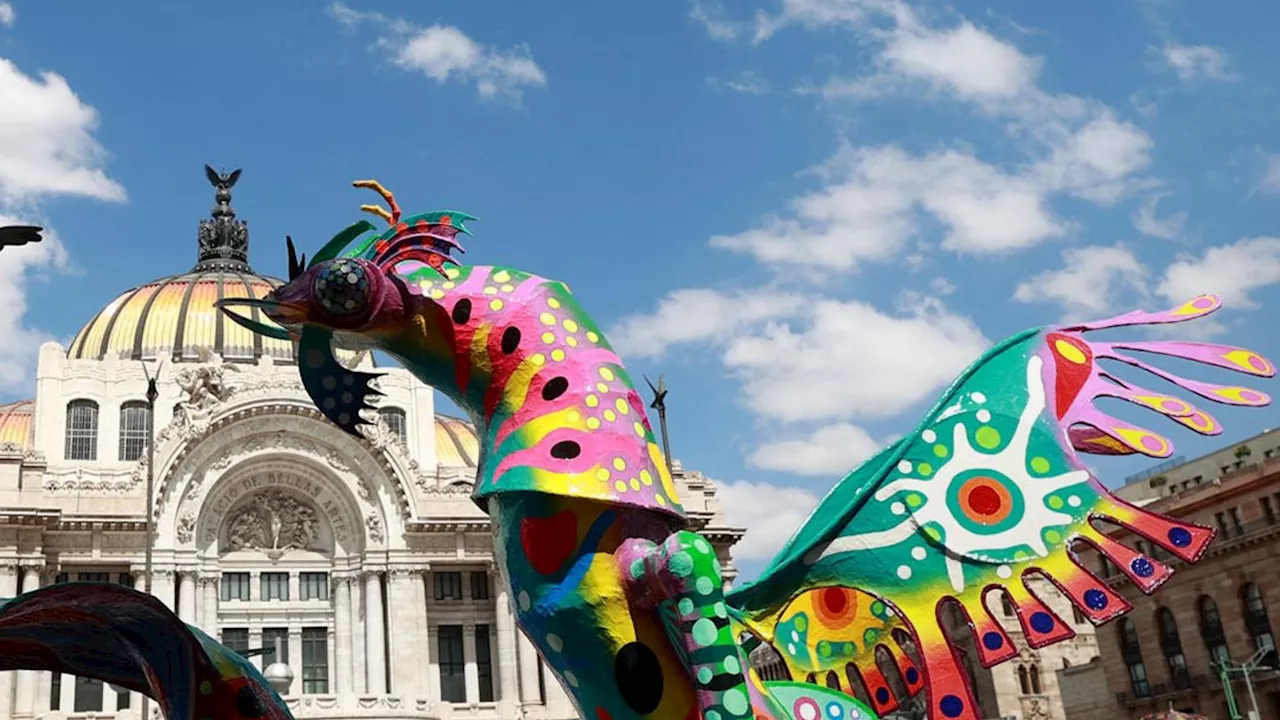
[435,414,479,468]
[0,400,33,450]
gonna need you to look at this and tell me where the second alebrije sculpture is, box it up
[217,180,1275,720]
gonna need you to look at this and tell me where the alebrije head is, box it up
[216,180,476,436]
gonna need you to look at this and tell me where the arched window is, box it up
[1029,664,1042,694]
[64,400,99,461]
[1241,583,1276,652]
[1119,618,1151,698]
[1157,608,1191,689]
[1198,595,1231,666]
[378,407,407,440]
[118,401,151,462]
[1018,665,1031,695]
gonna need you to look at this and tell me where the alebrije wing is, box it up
[729,295,1274,720]
[0,582,291,720]
[297,326,384,437]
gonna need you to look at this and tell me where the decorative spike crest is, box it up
[286,236,306,281]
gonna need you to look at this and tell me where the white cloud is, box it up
[1131,194,1187,239]
[689,0,745,42]
[711,145,1065,272]
[1259,153,1280,196]
[749,422,883,476]
[708,71,769,95]
[1013,245,1150,321]
[878,22,1041,100]
[0,56,123,392]
[1161,43,1233,82]
[327,2,546,101]
[1158,237,1280,309]
[0,59,126,205]
[717,480,820,560]
[722,295,990,423]
[609,288,805,359]
[702,2,1152,273]
[0,3,14,27]
[0,218,69,390]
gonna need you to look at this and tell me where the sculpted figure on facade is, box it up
[225,489,322,556]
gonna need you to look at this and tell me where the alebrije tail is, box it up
[0,582,292,720]
[729,294,1273,720]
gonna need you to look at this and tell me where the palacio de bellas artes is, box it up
[0,168,745,720]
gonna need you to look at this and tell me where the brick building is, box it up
[1074,429,1280,720]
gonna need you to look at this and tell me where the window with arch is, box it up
[1198,595,1231,666]
[64,400,99,461]
[1241,583,1276,652]
[1157,607,1191,689]
[118,401,151,462]
[1119,618,1151,698]
[378,407,407,441]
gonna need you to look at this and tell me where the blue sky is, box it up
[1,0,1278,577]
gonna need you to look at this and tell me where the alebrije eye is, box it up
[313,259,372,318]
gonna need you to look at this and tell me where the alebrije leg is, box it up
[619,532,754,720]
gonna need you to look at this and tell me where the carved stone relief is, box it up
[224,489,323,558]
[175,512,196,545]
[365,513,385,544]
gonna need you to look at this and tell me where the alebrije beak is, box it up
[215,298,297,341]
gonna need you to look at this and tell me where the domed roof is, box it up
[67,165,301,363]
[0,400,34,449]
[434,414,479,468]
[68,270,294,362]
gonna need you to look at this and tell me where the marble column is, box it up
[288,628,303,697]
[0,564,16,718]
[414,570,432,698]
[364,571,387,694]
[352,575,367,694]
[129,571,144,713]
[516,629,542,706]
[493,578,519,709]
[199,573,219,634]
[462,623,480,705]
[333,575,353,695]
[544,658,574,718]
[153,569,176,611]
[388,569,425,695]
[178,572,197,624]
[13,564,41,717]
[57,671,74,713]
[427,627,441,703]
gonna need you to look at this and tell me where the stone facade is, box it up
[0,343,743,720]
[1068,432,1280,720]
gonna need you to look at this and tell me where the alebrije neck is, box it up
[378,265,533,444]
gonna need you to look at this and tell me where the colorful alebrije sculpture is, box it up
[216,180,1274,720]
[0,582,292,720]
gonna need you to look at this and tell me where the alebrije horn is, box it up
[286,236,305,281]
